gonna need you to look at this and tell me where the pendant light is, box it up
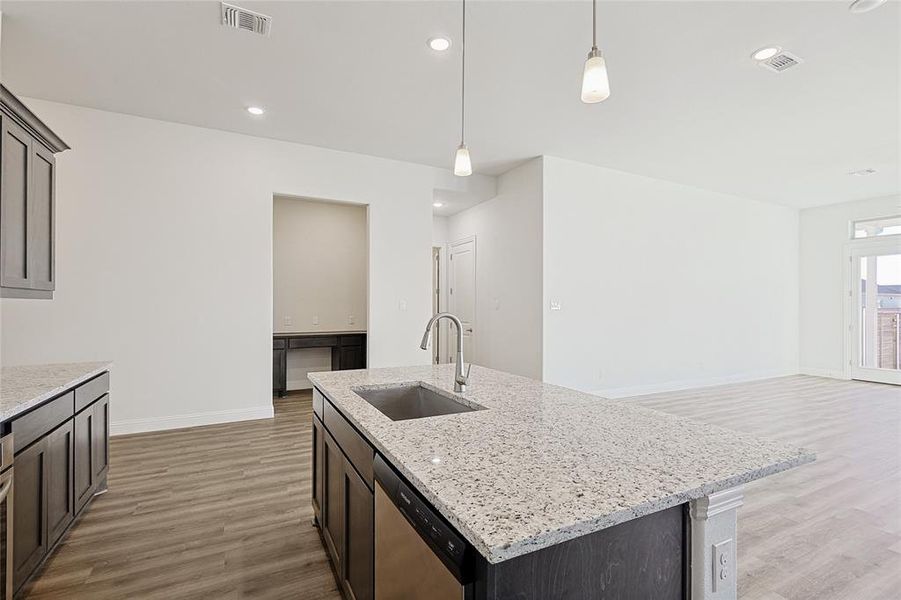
[454,0,472,176]
[581,0,610,103]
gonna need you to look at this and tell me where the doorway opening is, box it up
[271,195,369,400]
[847,235,900,385]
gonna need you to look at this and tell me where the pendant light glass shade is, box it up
[581,49,610,104]
[454,144,472,177]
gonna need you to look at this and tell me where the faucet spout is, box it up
[419,312,471,393]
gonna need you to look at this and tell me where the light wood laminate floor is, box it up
[633,375,900,600]
[22,376,900,599]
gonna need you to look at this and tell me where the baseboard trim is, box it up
[594,369,799,399]
[799,367,848,380]
[111,405,275,436]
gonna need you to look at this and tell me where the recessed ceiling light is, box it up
[433,202,444,208]
[849,0,887,13]
[849,168,877,176]
[751,46,781,61]
[246,106,265,116]
[428,37,451,51]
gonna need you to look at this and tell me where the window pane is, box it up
[858,253,901,370]
[853,216,901,239]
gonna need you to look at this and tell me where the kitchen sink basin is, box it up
[354,384,483,421]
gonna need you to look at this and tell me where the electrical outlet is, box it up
[312,315,319,326]
[398,300,407,312]
[550,300,562,311]
[283,316,292,327]
[712,539,732,592]
[348,314,355,325]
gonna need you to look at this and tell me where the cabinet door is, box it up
[272,349,285,393]
[28,143,55,291]
[311,416,324,524]
[74,407,95,513]
[92,395,110,483]
[322,431,344,570]
[338,346,365,370]
[46,421,74,546]
[341,460,374,600]
[0,116,32,289]
[13,437,48,591]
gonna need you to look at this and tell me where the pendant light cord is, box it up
[461,0,466,145]
[592,0,597,51]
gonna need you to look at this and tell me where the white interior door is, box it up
[448,237,476,364]
[849,241,901,385]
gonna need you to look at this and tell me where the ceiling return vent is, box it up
[758,51,803,73]
[220,2,272,37]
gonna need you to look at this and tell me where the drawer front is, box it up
[338,334,365,346]
[289,336,337,349]
[74,372,109,413]
[323,401,373,488]
[273,338,286,349]
[313,388,325,419]
[12,392,74,454]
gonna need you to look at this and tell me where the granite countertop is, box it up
[309,364,815,564]
[1,362,111,422]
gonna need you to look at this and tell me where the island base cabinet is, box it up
[341,460,373,600]
[321,430,344,569]
[311,416,324,524]
[12,439,48,592]
[315,412,374,600]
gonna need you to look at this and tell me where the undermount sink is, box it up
[354,384,483,421]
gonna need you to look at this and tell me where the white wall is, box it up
[541,156,799,397]
[0,99,442,433]
[273,196,367,333]
[446,159,543,378]
[799,194,901,377]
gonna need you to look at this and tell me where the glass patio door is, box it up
[850,242,901,385]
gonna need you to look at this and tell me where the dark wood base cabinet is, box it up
[312,389,374,600]
[6,372,110,597]
[273,333,366,397]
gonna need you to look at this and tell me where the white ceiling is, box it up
[1,1,898,209]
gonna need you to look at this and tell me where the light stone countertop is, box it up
[1,362,112,422]
[309,364,815,564]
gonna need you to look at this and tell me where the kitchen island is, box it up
[309,364,814,600]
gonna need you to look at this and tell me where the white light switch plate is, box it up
[550,300,562,311]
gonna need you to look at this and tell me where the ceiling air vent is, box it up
[759,51,803,73]
[221,2,272,37]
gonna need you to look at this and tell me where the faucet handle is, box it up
[463,362,472,381]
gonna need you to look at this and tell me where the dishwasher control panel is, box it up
[374,455,473,582]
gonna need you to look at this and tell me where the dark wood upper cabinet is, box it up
[0,84,69,299]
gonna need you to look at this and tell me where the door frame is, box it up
[447,235,476,364]
[843,237,901,384]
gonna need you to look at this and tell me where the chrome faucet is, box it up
[420,312,472,393]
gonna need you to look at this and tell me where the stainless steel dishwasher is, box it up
[373,456,474,600]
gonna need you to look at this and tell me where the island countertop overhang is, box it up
[308,364,815,564]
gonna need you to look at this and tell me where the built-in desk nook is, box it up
[272,332,366,397]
